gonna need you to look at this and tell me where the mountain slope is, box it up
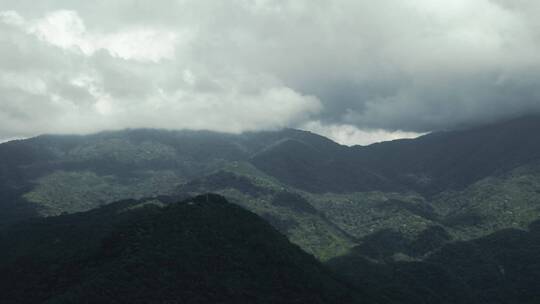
[352,115,540,195]
[2,116,540,261]
[0,128,339,221]
[328,220,540,304]
[250,115,540,195]
[0,194,368,304]
[177,169,357,260]
[4,116,540,218]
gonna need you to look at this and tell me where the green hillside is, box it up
[0,194,366,304]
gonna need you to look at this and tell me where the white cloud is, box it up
[0,10,24,26]
[0,8,321,139]
[0,72,48,95]
[100,29,180,62]
[2,10,180,63]
[302,121,424,146]
[131,85,321,133]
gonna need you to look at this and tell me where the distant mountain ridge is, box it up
[4,116,539,199]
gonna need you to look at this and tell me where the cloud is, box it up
[1,0,540,144]
[1,10,180,62]
[0,7,321,139]
[302,121,423,146]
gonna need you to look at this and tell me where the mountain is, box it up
[0,128,333,220]
[0,194,368,304]
[252,115,540,195]
[0,117,540,260]
[0,128,359,259]
[2,116,540,262]
[352,115,540,195]
[2,116,540,302]
[328,220,540,304]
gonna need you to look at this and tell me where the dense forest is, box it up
[0,194,366,304]
[2,116,540,303]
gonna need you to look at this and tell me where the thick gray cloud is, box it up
[1,0,540,144]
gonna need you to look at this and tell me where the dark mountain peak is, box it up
[279,127,343,145]
[0,194,364,304]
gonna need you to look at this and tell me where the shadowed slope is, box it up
[0,194,371,304]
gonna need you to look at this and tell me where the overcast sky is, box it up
[1,0,540,145]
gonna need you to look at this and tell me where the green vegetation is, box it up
[24,170,183,216]
[66,138,179,163]
[0,194,365,304]
[177,168,355,260]
[328,220,540,304]
[307,191,434,239]
[434,162,540,240]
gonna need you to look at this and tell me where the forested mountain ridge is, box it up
[1,115,540,261]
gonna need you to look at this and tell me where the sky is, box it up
[1,0,540,145]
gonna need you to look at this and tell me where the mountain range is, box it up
[2,115,540,302]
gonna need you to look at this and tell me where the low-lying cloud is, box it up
[1,0,540,144]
